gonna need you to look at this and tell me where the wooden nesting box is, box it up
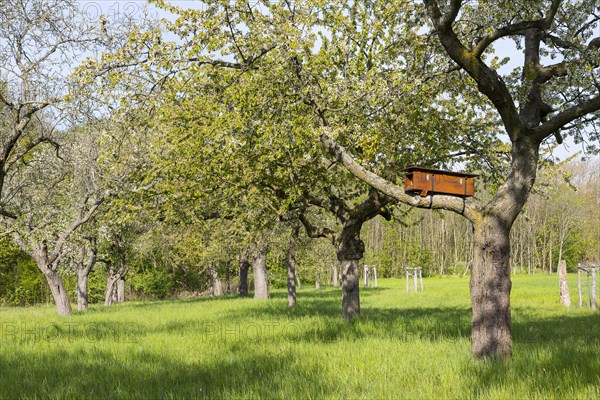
[403,167,477,197]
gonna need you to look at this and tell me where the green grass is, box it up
[1,274,599,399]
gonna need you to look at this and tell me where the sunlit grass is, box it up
[1,274,599,399]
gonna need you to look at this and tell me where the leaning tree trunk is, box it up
[76,259,96,312]
[44,268,73,316]
[105,263,118,306]
[77,269,89,311]
[337,221,365,319]
[471,216,513,358]
[252,244,269,299]
[286,223,300,308]
[105,278,117,306]
[239,256,250,297]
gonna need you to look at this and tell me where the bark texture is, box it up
[299,189,392,320]
[337,222,365,319]
[117,277,125,303]
[77,271,89,311]
[286,223,300,308]
[239,256,249,297]
[558,260,571,308]
[207,264,223,296]
[470,217,513,358]
[76,242,98,312]
[333,265,339,287]
[45,269,73,316]
[252,244,269,299]
[29,241,73,316]
[105,269,118,306]
[105,261,126,306]
[295,269,302,289]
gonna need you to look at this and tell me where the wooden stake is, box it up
[414,268,418,292]
[592,267,598,311]
[373,266,378,288]
[578,268,583,308]
[559,260,571,307]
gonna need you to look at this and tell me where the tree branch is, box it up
[473,20,548,57]
[303,193,350,224]
[423,0,522,140]
[298,211,336,243]
[320,131,481,223]
[48,195,106,263]
[534,95,600,140]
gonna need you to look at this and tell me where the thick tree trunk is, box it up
[252,244,269,299]
[286,224,300,308]
[44,268,73,316]
[239,256,249,297]
[471,216,512,358]
[340,259,359,318]
[337,222,365,319]
[469,138,540,358]
[207,264,223,297]
[77,270,89,311]
[117,277,125,303]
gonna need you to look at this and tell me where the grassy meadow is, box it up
[1,274,599,399]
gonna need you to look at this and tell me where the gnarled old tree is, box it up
[0,0,99,218]
[299,189,393,318]
[89,0,497,318]
[6,139,106,316]
[321,0,600,358]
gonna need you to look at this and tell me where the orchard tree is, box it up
[88,0,500,318]
[319,0,600,358]
[70,232,99,311]
[5,127,107,316]
[0,0,100,218]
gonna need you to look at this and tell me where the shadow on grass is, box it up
[464,311,600,398]
[0,347,331,399]
[2,285,599,399]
